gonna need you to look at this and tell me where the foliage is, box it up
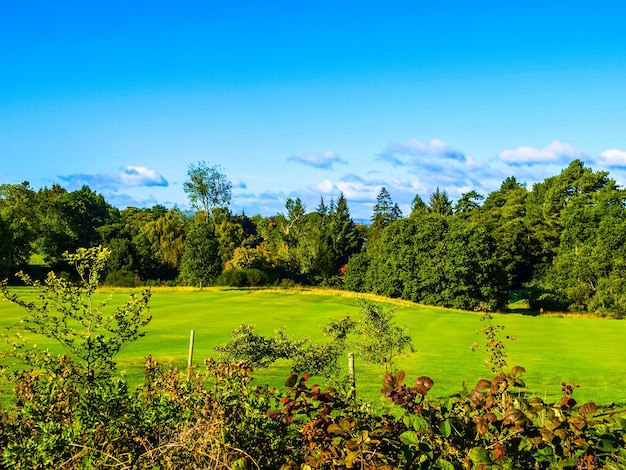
[179,220,222,289]
[0,264,625,468]
[183,160,232,222]
[216,267,269,287]
[216,301,412,380]
[6,158,626,315]
[36,185,113,267]
[1,246,151,385]
[0,182,38,279]
[368,214,507,310]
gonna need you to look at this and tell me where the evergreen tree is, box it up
[428,187,453,216]
[328,193,361,273]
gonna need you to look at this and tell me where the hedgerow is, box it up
[0,248,624,469]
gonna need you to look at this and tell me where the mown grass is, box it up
[1,286,625,406]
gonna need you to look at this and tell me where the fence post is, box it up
[348,352,356,399]
[187,329,195,372]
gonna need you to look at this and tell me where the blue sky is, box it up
[2,1,626,219]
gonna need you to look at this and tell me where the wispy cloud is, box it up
[104,192,161,209]
[60,166,168,190]
[597,148,626,168]
[498,140,585,166]
[377,138,466,166]
[288,151,347,170]
[230,178,247,189]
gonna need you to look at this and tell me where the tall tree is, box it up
[428,187,453,216]
[183,161,232,222]
[328,193,361,273]
[141,208,186,278]
[371,187,402,227]
[369,187,402,256]
[0,182,38,277]
[410,194,428,218]
[180,221,222,289]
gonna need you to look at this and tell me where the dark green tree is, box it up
[371,187,402,227]
[37,185,113,266]
[480,177,536,288]
[327,193,361,273]
[180,221,222,289]
[454,190,484,214]
[368,214,506,310]
[0,182,38,278]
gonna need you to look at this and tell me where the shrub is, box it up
[216,267,268,287]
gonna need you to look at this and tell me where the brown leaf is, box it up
[475,379,491,391]
[494,442,507,460]
[578,402,598,417]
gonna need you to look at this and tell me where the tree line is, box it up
[2,159,626,314]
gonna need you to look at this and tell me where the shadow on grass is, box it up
[507,307,540,316]
[506,300,540,316]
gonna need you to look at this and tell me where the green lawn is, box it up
[1,286,625,406]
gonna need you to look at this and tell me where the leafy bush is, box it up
[216,267,268,287]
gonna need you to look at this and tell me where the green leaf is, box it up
[439,419,452,438]
[557,457,578,468]
[232,458,249,470]
[413,415,429,433]
[534,445,554,461]
[469,447,491,464]
[598,437,619,452]
[400,430,420,446]
[434,458,455,470]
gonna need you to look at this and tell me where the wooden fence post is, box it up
[348,352,356,399]
[187,329,195,372]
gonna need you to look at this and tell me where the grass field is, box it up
[1,286,625,406]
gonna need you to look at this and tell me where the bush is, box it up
[104,268,140,287]
[216,268,268,287]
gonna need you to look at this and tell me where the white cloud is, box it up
[288,151,348,169]
[378,138,466,165]
[316,179,335,193]
[118,166,168,186]
[598,148,626,167]
[498,140,584,166]
[59,165,168,190]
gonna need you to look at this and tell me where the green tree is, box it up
[368,214,506,310]
[0,246,151,386]
[141,207,186,278]
[532,185,626,314]
[428,187,453,215]
[368,187,402,257]
[180,221,222,289]
[183,161,232,222]
[37,185,113,266]
[454,190,484,215]
[0,182,38,278]
[327,193,361,273]
[410,193,428,218]
[371,187,402,227]
[479,177,536,288]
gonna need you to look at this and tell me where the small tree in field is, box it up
[0,246,152,386]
